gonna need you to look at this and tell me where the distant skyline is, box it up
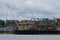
[0,0,60,20]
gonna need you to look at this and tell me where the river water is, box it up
[0,34,60,40]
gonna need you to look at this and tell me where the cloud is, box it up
[0,0,60,20]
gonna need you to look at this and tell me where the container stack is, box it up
[18,20,35,30]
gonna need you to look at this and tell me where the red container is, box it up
[56,18,60,25]
[34,21,42,30]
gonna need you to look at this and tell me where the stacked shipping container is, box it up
[0,18,60,34]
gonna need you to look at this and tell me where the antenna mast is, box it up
[30,11,35,21]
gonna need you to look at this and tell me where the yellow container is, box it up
[18,24,26,30]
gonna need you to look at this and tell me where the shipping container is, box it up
[34,18,58,31]
[56,18,60,30]
[18,21,35,30]
[6,20,18,31]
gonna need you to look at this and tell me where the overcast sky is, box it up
[0,0,60,20]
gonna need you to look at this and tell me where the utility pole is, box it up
[30,11,35,21]
[7,4,9,20]
[31,11,34,19]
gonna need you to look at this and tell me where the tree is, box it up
[0,20,5,27]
